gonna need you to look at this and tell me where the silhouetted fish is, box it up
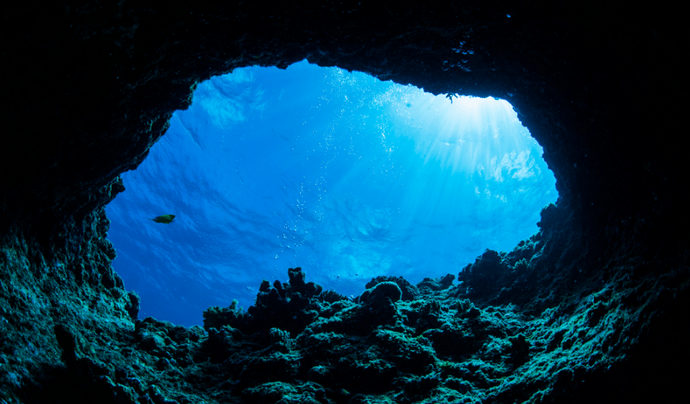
[150,214,176,224]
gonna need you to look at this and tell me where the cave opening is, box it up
[105,60,557,326]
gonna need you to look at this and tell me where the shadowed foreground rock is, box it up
[1,1,687,403]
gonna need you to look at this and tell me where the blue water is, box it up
[105,60,557,326]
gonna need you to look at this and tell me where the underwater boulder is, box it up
[359,281,402,304]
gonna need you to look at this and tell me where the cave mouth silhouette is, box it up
[106,60,557,326]
[1,4,682,404]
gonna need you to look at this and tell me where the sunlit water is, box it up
[106,60,557,326]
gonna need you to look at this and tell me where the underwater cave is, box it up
[1,2,686,404]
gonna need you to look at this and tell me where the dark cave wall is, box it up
[0,1,687,403]
[2,1,680,239]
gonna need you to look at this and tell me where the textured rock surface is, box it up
[1,1,687,403]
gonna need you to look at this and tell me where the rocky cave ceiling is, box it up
[1,1,681,241]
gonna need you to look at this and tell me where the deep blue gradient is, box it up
[105,60,557,326]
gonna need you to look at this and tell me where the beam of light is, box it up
[378,84,535,180]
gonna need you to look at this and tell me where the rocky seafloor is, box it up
[2,201,687,403]
[1,1,687,403]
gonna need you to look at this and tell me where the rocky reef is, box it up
[1,1,686,403]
